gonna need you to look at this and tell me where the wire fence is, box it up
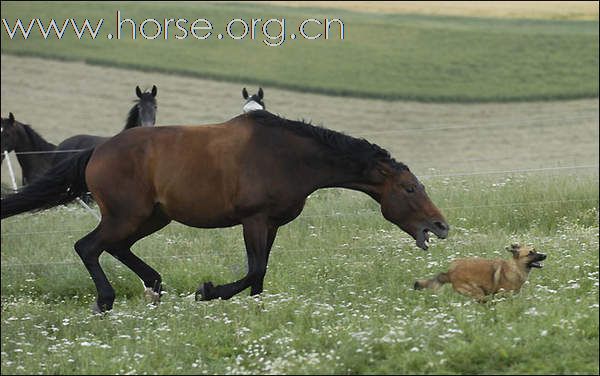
[4,149,89,156]
[2,197,596,236]
[1,113,598,268]
[1,196,597,269]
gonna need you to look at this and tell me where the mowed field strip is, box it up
[1,54,598,186]
[266,1,599,20]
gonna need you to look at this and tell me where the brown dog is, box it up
[414,244,547,300]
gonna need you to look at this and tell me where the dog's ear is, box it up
[506,243,520,256]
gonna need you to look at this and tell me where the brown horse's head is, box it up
[374,161,449,250]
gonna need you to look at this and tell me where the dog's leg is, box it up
[454,283,487,301]
[492,264,503,291]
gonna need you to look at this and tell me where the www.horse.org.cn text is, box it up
[1,11,345,47]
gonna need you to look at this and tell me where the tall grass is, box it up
[1,2,598,101]
[1,172,598,374]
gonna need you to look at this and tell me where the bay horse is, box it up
[1,112,57,185]
[1,110,449,313]
[242,87,265,112]
[52,85,158,165]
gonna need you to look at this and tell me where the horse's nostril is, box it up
[434,221,448,231]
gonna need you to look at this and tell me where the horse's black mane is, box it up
[247,110,408,172]
[124,93,156,130]
[19,122,56,151]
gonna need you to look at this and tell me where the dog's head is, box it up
[507,243,547,269]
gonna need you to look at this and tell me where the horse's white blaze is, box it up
[243,100,264,113]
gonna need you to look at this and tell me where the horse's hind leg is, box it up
[106,208,171,304]
[108,248,163,304]
[74,227,116,313]
[75,214,154,312]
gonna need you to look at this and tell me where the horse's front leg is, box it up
[249,225,278,295]
[196,219,278,301]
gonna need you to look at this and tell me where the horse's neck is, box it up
[123,104,139,130]
[296,146,381,201]
[319,176,381,202]
[13,124,56,181]
[14,124,56,153]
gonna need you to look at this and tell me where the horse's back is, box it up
[54,135,108,165]
[58,134,108,150]
[86,122,254,226]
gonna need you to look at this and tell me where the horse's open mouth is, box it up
[416,229,431,250]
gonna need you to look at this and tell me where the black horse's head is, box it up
[373,160,449,250]
[126,85,158,129]
[242,87,265,113]
[1,113,18,162]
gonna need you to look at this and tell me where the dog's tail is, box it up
[414,272,450,290]
[1,148,94,219]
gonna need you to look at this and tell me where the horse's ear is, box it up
[151,85,157,97]
[242,87,248,99]
[8,112,15,123]
[258,87,264,99]
[136,86,143,98]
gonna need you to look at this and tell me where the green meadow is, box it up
[1,1,599,374]
[1,172,598,374]
[0,1,598,101]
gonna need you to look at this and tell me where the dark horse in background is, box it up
[1,112,56,185]
[1,86,158,187]
[52,85,158,165]
[1,110,449,313]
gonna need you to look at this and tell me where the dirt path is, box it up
[1,54,598,185]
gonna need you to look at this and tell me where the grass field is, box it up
[1,171,598,374]
[1,56,599,374]
[1,2,599,374]
[1,2,598,101]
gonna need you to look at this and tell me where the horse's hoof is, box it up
[90,302,110,314]
[91,302,102,314]
[144,287,161,305]
[91,300,113,314]
[195,282,214,301]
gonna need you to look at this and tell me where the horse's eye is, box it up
[528,251,534,256]
[405,186,415,193]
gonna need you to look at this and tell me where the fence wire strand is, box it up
[1,197,597,268]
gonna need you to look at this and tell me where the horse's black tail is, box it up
[1,148,95,219]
